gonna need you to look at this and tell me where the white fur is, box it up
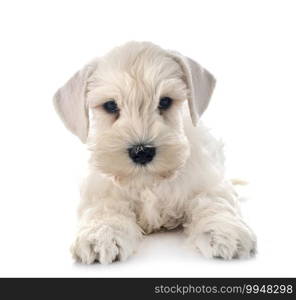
[55,42,256,264]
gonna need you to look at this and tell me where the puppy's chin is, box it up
[110,168,180,188]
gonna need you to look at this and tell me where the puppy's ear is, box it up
[53,60,98,143]
[170,52,216,125]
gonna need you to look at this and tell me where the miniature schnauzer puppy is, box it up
[54,41,256,264]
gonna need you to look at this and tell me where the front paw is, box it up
[71,223,140,264]
[191,220,257,260]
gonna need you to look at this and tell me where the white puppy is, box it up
[54,41,256,264]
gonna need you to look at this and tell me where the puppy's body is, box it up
[54,42,256,264]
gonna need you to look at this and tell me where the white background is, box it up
[0,0,295,277]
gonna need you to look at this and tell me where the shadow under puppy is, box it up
[54,41,256,264]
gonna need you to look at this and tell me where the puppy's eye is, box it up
[103,100,119,114]
[158,97,173,110]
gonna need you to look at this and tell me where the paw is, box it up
[192,221,257,260]
[71,224,140,264]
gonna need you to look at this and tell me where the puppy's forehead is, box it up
[93,42,184,99]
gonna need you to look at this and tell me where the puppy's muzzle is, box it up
[128,144,156,165]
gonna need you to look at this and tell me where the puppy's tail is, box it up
[230,178,249,186]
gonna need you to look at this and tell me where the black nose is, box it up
[128,144,156,165]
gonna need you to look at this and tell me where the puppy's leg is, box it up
[184,186,256,259]
[71,199,142,264]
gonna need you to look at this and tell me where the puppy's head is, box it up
[54,42,215,185]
